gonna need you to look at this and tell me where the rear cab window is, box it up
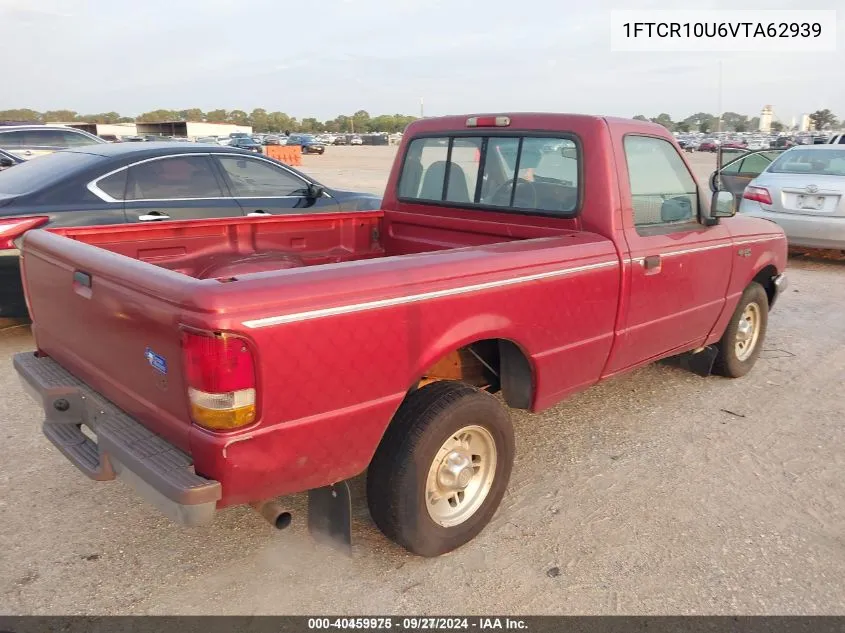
[398,133,580,216]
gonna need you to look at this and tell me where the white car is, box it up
[350,135,363,146]
[0,125,107,160]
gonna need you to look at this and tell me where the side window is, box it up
[721,159,741,174]
[624,135,698,230]
[0,131,26,149]
[737,152,771,176]
[27,130,67,148]
[125,156,224,200]
[216,156,306,197]
[62,131,98,147]
[95,170,128,200]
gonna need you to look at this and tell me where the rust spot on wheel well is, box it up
[416,339,534,409]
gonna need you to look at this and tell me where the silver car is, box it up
[738,145,845,249]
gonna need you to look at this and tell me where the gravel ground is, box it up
[0,148,843,615]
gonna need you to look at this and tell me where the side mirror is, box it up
[0,157,13,168]
[660,196,693,223]
[307,183,325,199]
[709,170,719,192]
[711,190,737,218]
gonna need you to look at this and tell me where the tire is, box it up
[366,380,515,557]
[714,282,768,378]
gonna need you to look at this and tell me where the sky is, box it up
[1,0,842,123]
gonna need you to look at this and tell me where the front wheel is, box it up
[367,381,514,557]
[714,282,769,378]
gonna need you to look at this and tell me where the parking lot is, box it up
[1,147,843,615]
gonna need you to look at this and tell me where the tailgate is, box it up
[21,229,202,452]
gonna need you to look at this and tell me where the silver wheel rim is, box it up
[425,425,497,528]
[735,301,761,362]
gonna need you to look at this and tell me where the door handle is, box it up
[247,210,271,216]
[642,255,661,270]
[138,212,171,221]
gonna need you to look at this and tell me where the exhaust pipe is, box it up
[250,500,292,530]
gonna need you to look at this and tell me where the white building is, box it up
[59,122,138,138]
[135,121,252,139]
[799,114,811,132]
[758,105,773,133]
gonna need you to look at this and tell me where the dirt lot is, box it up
[1,147,843,615]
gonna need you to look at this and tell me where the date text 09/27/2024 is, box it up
[307,617,528,630]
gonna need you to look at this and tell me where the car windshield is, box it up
[0,150,103,195]
[768,149,845,175]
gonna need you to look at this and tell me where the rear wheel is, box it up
[366,381,514,557]
[714,282,768,378]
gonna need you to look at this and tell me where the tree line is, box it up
[0,108,418,134]
[634,109,839,133]
[2,107,839,135]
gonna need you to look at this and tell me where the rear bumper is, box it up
[13,351,221,526]
[740,206,845,250]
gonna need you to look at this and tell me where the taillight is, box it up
[466,116,511,128]
[743,186,772,205]
[181,330,257,431]
[0,216,49,249]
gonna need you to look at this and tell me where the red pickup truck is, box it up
[15,113,787,558]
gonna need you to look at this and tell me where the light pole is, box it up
[716,60,723,135]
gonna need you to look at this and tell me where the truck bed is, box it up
[47,210,579,279]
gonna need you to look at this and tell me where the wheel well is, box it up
[414,339,534,409]
[752,265,779,305]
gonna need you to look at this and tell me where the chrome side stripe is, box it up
[628,236,782,264]
[242,259,619,329]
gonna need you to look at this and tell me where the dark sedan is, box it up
[286,134,325,155]
[229,136,264,153]
[0,143,382,316]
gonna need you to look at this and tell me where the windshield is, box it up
[768,148,845,175]
[0,151,103,195]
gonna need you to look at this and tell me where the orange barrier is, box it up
[263,145,302,166]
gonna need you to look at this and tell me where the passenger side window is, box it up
[216,156,306,197]
[624,135,698,231]
[0,131,26,149]
[28,130,67,148]
[95,170,128,200]
[62,131,98,147]
[125,156,224,200]
[737,152,771,176]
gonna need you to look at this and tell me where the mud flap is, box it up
[308,481,352,555]
[677,346,719,377]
